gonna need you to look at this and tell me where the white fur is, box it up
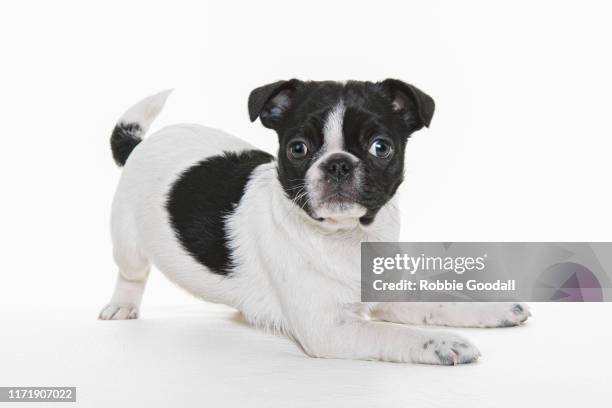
[321,101,345,152]
[100,92,529,365]
[119,89,173,132]
[374,302,531,328]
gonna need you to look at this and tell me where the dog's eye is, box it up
[288,141,308,159]
[368,138,393,159]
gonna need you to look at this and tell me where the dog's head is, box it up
[248,79,434,226]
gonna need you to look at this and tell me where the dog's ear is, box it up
[378,79,435,130]
[248,79,302,129]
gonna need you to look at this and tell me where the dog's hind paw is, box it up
[98,303,139,320]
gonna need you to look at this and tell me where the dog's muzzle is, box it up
[307,152,367,220]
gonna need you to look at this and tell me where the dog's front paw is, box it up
[490,303,531,327]
[98,303,139,320]
[411,332,481,365]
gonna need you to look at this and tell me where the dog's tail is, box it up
[110,89,173,166]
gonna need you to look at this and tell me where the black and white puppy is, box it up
[100,80,530,365]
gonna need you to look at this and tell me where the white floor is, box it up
[1,302,610,408]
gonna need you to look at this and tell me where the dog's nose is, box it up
[322,154,354,181]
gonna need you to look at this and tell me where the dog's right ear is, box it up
[248,79,302,129]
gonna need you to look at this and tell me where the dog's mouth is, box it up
[320,190,359,205]
[309,186,367,222]
[317,180,361,203]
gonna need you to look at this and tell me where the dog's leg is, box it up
[99,234,150,320]
[373,302,531,328]
[98,271,148,320]
[289,303,481,365]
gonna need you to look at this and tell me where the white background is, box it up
[0,1,611,407]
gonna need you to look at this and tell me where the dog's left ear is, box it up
[248,79,303,129]
[378,79,435,130]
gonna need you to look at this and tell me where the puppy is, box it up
[100,80,530,365]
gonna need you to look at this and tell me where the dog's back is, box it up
[103,91,269,318]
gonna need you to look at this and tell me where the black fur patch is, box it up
[166,150,275,275]
[111,123,143,166]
